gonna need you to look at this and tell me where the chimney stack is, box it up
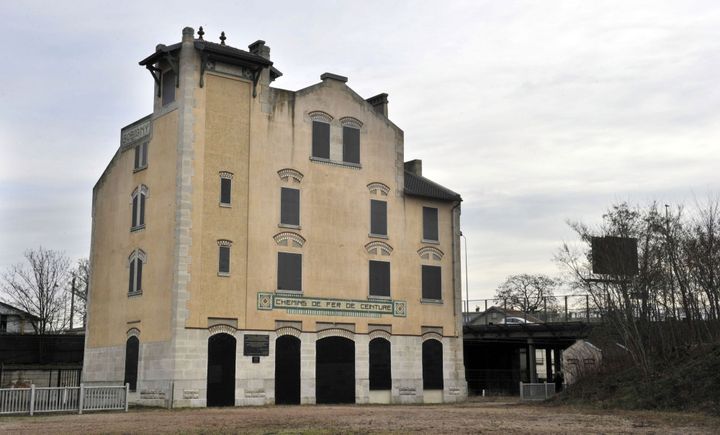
[404,159,422,177]
[249,40,271,60]
[366,93,389,117]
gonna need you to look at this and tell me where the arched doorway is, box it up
[275,335,301,404]
[369,338,391,391]
[123,336,139,392]
[207,333,236,407]
[316,336,355,404]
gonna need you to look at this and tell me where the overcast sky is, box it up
[1,1,719,301]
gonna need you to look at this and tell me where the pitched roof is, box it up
[0,302,39,320]
[404,171,461,202]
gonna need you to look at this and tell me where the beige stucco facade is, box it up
[84,27,467,406]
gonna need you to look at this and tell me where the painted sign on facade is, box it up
[257,292,407,318]
[121,115,152,148]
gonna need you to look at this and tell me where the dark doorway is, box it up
[369,338,391,391]
[275,335,301,404]
[316,336,355,404]
[123,336,139,392]
[207,333,236,407]
[422,339,443,390]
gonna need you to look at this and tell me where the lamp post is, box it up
[461,232,469,313]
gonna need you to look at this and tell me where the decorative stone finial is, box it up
[198,26,205,40]
[220,31,226,45]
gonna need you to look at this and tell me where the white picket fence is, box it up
[0,384,129,415]
[519,382,557,401]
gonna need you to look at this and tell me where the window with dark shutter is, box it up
[422,339,444,390]
[136,259,143,292]
[134,146,141,169]
[422,265,442,300]
[131,195,139,228]
[281,188,300,226]
[342,126,360,164]
[128,259,135,294]
[219,246,230,274]
[139,193,146,226]
[423,207,438,241]
[162,69,176,106]
[369,338,391,390]
[312,121,330,159]
[370,200,387,236]
[369,260,390,297]
[220,178,232,205]
[278,252,302,292]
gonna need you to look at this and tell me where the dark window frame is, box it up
[218,245,231,275]
[421,265,442,300]
[280,187,301,227]
[369,260,391,298]
[161,69,176,106]
[370,200,388,237]
[311,120,330,159]
[422,207,439,242]
[131,186,147,230]
[220,177,232,206]
[342,125,360,164]
[277,252,302,292]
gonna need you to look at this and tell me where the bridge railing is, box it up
[464,295,603,325]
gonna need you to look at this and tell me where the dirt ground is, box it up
[1,398,718,434]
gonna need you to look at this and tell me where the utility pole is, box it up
[461,232,469,313]
[70,274,76,330]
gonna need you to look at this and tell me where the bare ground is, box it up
[1,399,718,434]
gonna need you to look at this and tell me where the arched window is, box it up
[131,185,148,230]
[128,249,146,295]
[369,338,391,390]
[124,336,139,392]
[422,339,443,390]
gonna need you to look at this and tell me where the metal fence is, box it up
[519,382,556,401]
[464,295,603,325]
[0,384,129,415]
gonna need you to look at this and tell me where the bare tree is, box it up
[1,247,71,334]
[495,274,559,313]
[68,258,89,329]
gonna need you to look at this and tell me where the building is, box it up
[83,27,467,407]
[0,302,38,334]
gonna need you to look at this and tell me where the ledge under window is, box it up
[217,272,230,277]
[309,156,362,170]
[368,295,391,301]
[421,239,440,245]
[133,165,148,173]
[369,233,388,240]
[128,291,143,298]
[421,298,443,305]
[219,202,232,208]
[277,289,303,295]
[130,225,146,233]
[278,223,302,230]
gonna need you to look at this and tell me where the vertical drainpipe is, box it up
[451,200,462,333]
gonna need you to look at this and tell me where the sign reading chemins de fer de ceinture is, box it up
[257,292,407,318]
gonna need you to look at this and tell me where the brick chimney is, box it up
[248,40,270,60]
[404,159,422,176]
[366,93,388,117]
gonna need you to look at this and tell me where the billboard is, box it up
[591,236,639,276]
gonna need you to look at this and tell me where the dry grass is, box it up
[2,399,719,434]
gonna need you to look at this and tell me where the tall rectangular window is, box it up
[0,315,8,332]
[218,245,230,275]
[278,252,302,292]
[369,260,390,297]
[312,121,330,159]
[162,69,176,106]
[281,187,300,226]
[422,265,442,300]
[134,142,148,170]
[342,126,360,164]
[220,178,232,205]
[370,200,387,236]
[423,207,439,241]
[128,254,143,294]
